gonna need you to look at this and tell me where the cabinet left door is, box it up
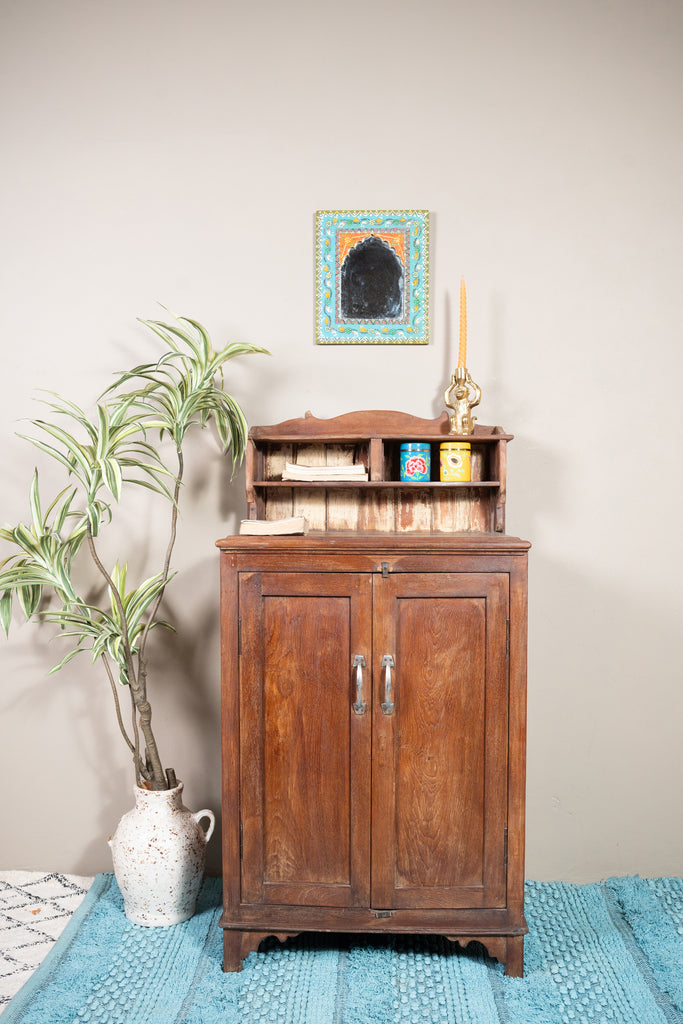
[238,570,373,909]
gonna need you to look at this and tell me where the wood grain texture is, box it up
[371,573,508,910]
[220,523,528,975]
[358,489,395,532]
[238,571,372,909]
[219,553,241,911]
[324,443,362,531]
[250,409,512,440]
[263,594,350,886]
[396,488,432,532]
[246,412,511,531]
[393,595,487,890]
[291,443,327,529]
[264,443,293,521]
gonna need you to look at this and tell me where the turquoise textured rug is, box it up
[2,875,682,1023]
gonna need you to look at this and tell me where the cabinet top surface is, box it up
[249,410,512,442]
[216,532,531,553]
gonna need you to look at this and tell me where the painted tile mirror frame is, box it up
[315,209,429,344]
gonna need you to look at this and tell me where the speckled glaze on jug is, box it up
[108,781,215,927]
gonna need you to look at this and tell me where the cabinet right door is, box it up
[371,572,510,910]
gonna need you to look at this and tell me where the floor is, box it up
[0,871,93,1008]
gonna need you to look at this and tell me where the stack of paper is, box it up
[239,516,309,535]
[281,462,368,482]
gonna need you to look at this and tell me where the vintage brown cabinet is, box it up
[217,410,530,976]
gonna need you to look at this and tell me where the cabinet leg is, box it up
[223,930,298,972]
[223,929,246,972]
[504,935,525,978]
[225,928,524,976]
[445,934,524,977]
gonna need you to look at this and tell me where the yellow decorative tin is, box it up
[440,441,471,482]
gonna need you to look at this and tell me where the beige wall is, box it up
[1,0,681,882]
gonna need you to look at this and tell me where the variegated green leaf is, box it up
[0,590,12,635]
[17,584,42,619]
[137,318,182,354]
[86,503,101,536]
[111,561,127,597]
[95,404,110,460]
[44,485,76,529]
[34,391,95,435]
[125,573,174,631]
[149,318,204,362]
[213,340,270,367]
[11,524,42,559]
[29,420,94,478]
[56,495,81,537]
[107,394,137,427]
[17,434,86,481]
[120,474,176,503]
[29,470,42,531]
[0,566,51,589]
[100,457,123,500]
[92,633,110,660]
[47,647,88,674]
[180,316,211,363]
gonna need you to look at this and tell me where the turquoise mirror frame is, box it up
[315,209,430,345]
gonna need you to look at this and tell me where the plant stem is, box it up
[102,654,151,785]
[137,448,183,681]
[86,529,138,688]
[86,526,167,789]
[102,655,135,755]
[129,686,143,787]
[134,447,183,747]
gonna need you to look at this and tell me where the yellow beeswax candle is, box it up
[458,278,467,368]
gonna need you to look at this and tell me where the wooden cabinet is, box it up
[217,412,530,977]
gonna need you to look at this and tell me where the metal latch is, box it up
[381,561,390,577]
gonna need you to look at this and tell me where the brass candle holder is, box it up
[443,366,481,435]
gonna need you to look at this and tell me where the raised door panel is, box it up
[239,571,372,908]
[371,572,509,910]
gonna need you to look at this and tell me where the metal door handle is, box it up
[352,654,367,715]
[381,654,395,715]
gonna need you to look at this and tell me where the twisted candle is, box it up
[458,278,467,368]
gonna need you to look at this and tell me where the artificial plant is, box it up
[0,314,267,790]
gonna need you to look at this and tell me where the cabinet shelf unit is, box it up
[218,409,529,978]
[245,409,511,533]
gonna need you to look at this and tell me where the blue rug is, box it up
[2,874,682,1023]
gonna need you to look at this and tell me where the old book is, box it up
[281,461,368,482]
[239,516,309,535]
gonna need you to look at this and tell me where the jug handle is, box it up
[194,809,215,844]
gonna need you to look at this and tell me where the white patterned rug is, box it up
[0,871,92,1007]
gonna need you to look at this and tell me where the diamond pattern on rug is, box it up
[0,871,92,1005]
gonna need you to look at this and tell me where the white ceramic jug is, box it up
[108,781,215,926]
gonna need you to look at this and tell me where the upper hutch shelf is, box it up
[245,410,512,534]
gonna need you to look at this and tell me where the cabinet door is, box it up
[239,571,372,908]
[372,572,509,910]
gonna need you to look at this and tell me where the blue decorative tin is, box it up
[400,443,431,482]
